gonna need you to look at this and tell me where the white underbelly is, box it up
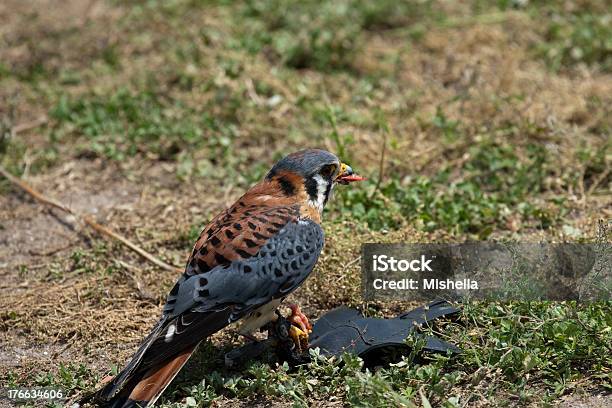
[238,299,282,335]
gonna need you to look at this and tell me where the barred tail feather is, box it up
[102,345,197,408]
[94,319,167,404]
[90,309,235,407]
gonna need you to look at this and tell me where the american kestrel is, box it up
[95,149,364,407]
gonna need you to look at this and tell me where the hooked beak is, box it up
[335,162,366,185]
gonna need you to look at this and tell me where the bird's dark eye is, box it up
[320,164,337,178]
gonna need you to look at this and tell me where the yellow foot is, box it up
[287,304,312,353]
[288,325,309,353]
[288,304,312,333]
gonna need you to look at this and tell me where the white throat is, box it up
[307,174,332,213]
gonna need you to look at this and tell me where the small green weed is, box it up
[539,10,612,72]
[35,363,98,393]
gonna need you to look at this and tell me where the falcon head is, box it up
[266,149,365,213]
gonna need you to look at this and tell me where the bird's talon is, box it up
[288,325,309,353]
[287,304,311,352]
[288,304,312,334]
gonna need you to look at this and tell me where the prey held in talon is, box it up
[92,149,364,408]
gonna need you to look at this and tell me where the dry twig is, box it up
[11,115,48,136]
[0,165,182,273]
[587,166,610,196]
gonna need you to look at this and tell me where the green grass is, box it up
[152,301,611,407]
[50,89,214,161]
[4,363,98,408]
[33,363,98,392]
[237,0,442,71]
[237,0,612,73]
[333,138,567,237]
[534,3,612,72]
[14,1,605,240]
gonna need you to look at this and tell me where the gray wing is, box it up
[137,219,324,370]
[165,218,324,320]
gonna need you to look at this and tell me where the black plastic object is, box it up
[225,300,460,368]
[308,299,460,367]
